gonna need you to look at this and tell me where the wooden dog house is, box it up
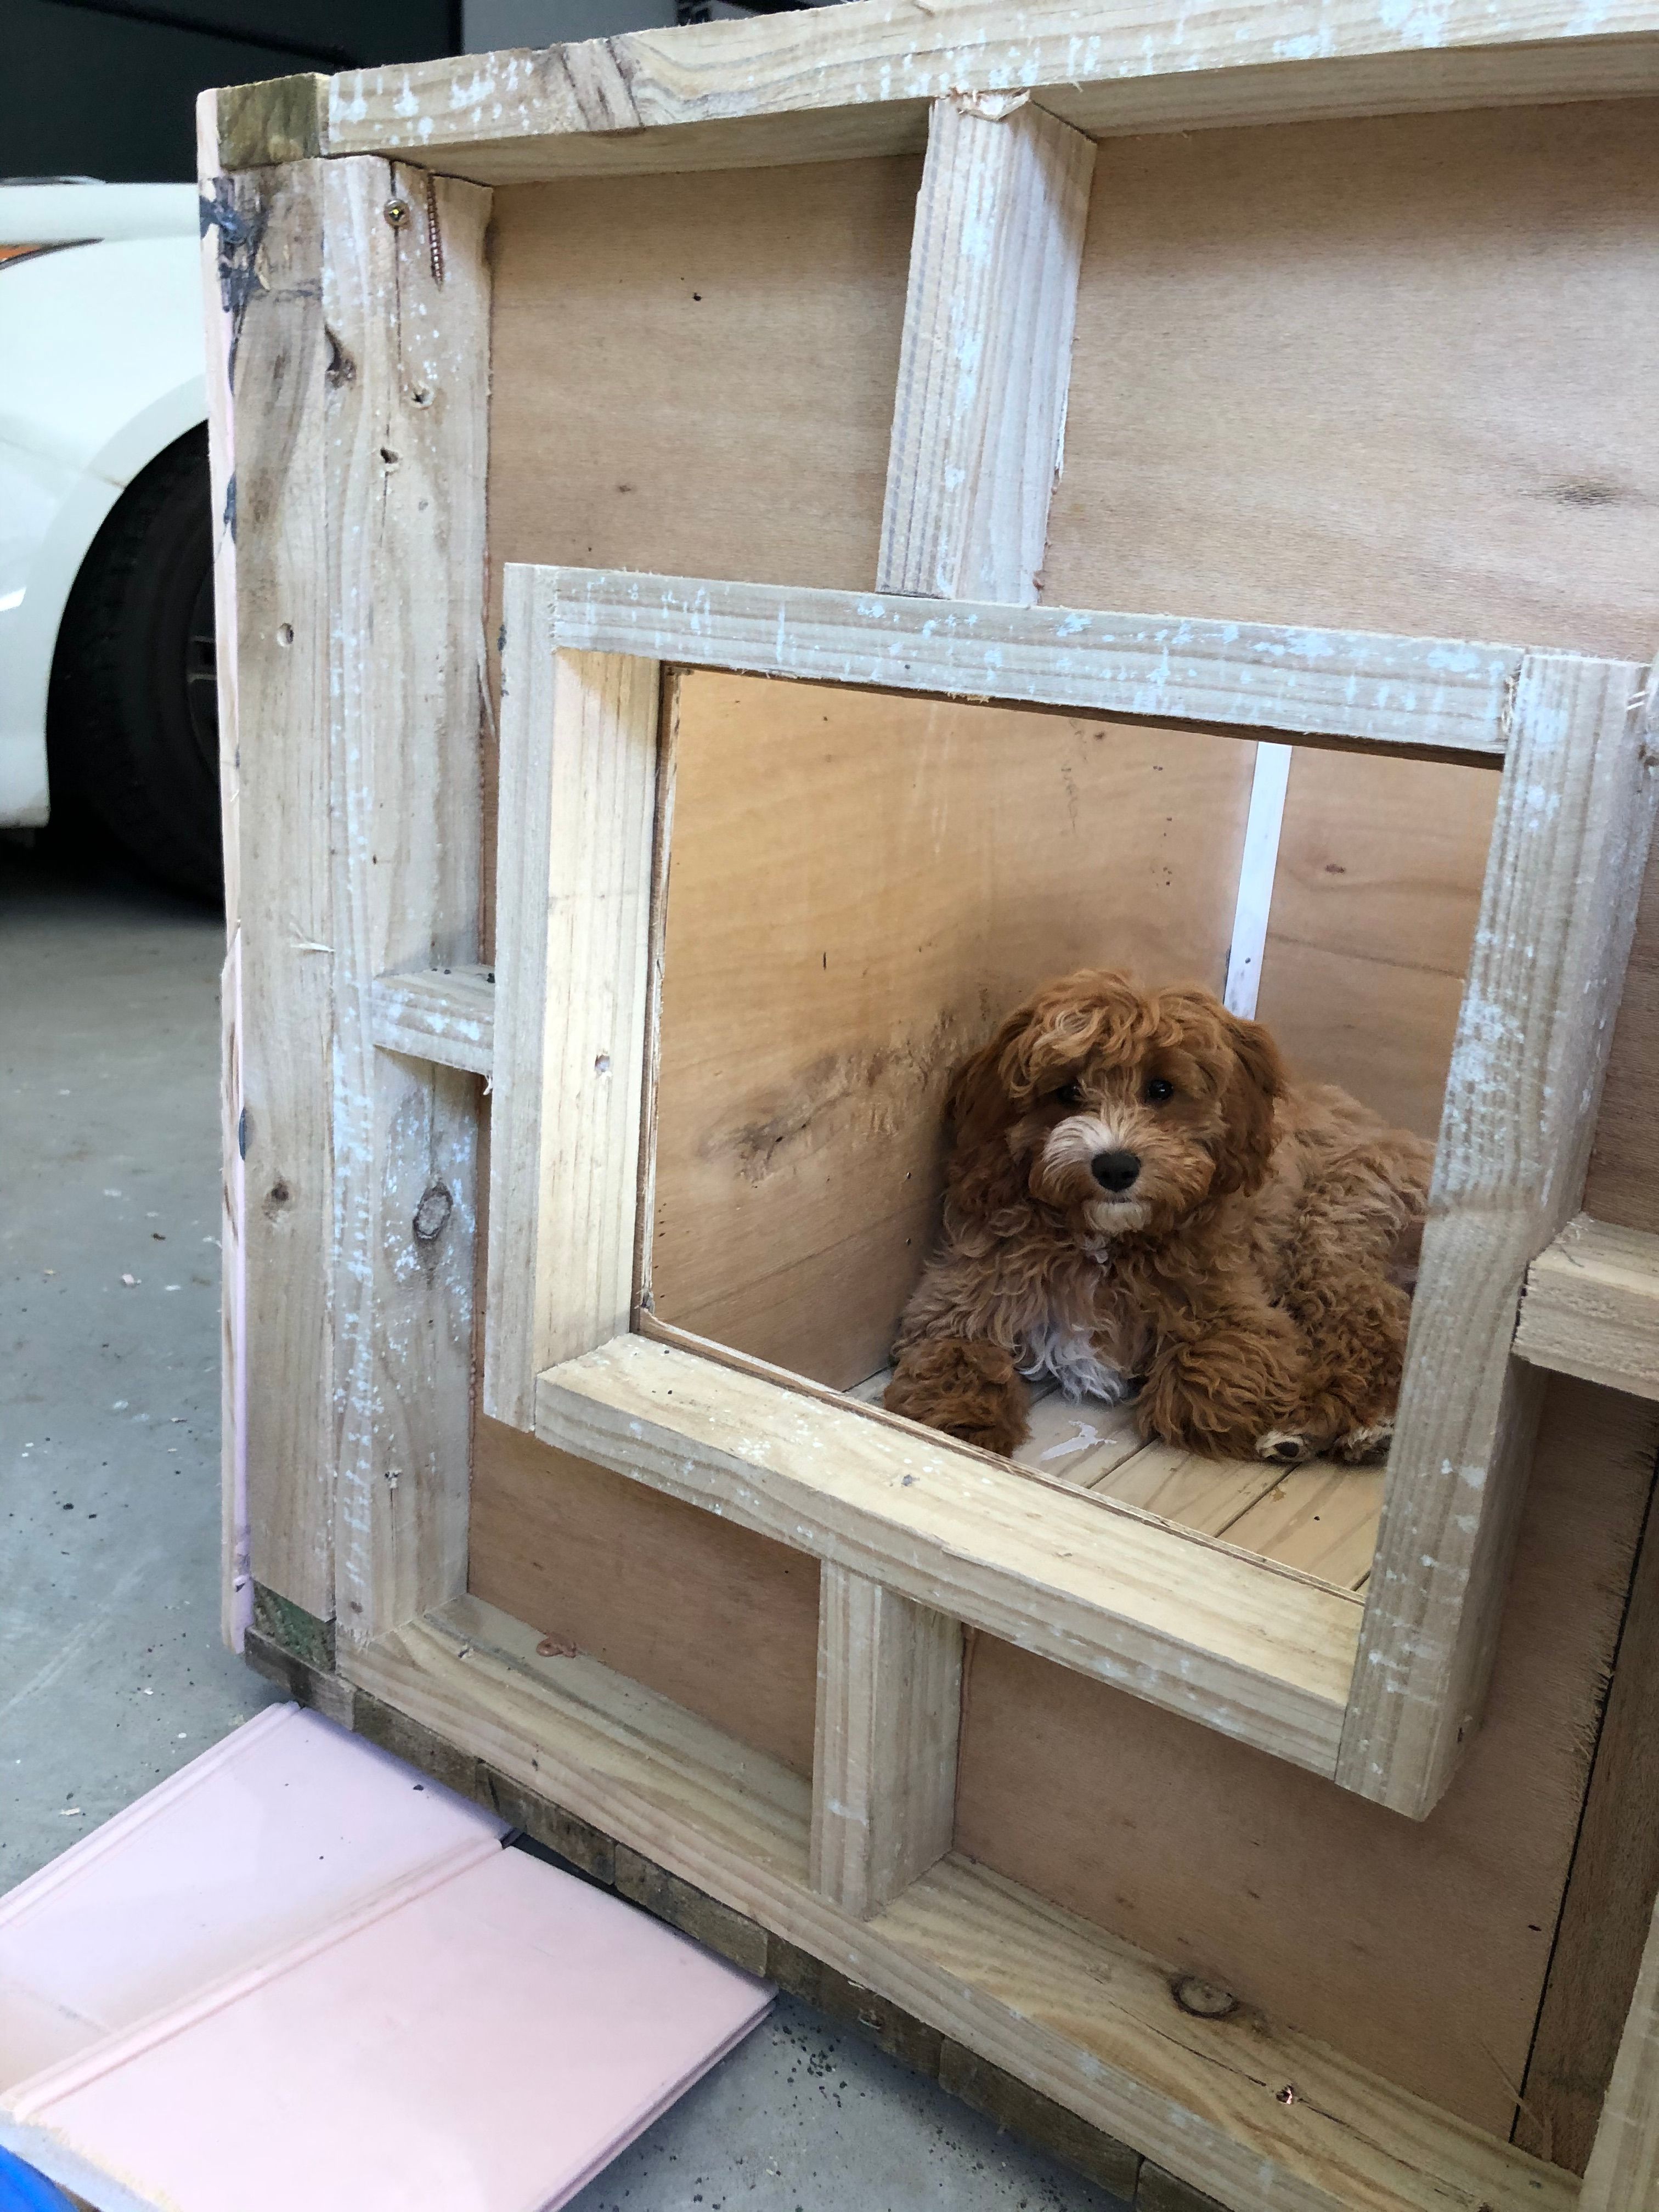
[203,7,1659,2205]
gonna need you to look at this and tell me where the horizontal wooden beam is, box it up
[342,1593,1573,2212]
[1515,1214,1659,1402]
[277,3,1659,183]
[520,565,1525,757]
[369,966,495,1078]
[535,1334,1358,1774]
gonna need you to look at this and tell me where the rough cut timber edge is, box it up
[214,2,1659,182]
[239,1596,1572,2212]
[1516,1214,1659,1403]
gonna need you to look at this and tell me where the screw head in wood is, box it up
[1172,1975,1238,2019]
[383,198,411,228]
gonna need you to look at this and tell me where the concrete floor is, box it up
[0,838,1127,2212]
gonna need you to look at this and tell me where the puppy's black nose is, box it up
[1091,1150,1141,1193]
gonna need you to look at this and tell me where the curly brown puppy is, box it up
[885,968,1432,1465]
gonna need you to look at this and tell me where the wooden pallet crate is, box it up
[202,7,1659,2206]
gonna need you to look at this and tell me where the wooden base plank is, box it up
[338,1595,1574,2212]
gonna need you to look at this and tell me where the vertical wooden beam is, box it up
[483,574,661,1432]
[877,93,1094,605]
[809,92,1091,1908]
[199,136,335,1629]
[811,1566,962,1921]
[324,159,492,1643]
[1582,1884,1659,2211]
[1339,653,1657,1816]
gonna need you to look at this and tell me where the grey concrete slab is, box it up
[0,839,1130,2211]
[1,843,284,1887]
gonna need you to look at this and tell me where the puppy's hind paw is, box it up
[1255,1429,1313,1466]
[1333,1419,1393,1465]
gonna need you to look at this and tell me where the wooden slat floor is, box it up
[848,1373,1383,1593]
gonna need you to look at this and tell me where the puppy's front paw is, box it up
[1333,1419,1393,1465]
[884,1338,1028,1458]
[1255,1429,1314,1466]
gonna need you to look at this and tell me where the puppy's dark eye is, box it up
[1053,1080,1085,1108]
[1144,1076,1175,1104]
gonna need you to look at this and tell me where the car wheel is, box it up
[47,425,221,905]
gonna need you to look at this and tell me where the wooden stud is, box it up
[312,2,1659,185]
[811,1566,962,1919]
[1515,1214,1659,1402]
[483,580,662,1432]
[538,1334,1359,1773]
[534,565,1521,758]
[1338,651,1658,1816]
[1581,1887,1659,2211]
[342,1593,1575,2212]
[323,158,492,1641]
[202,151,335,1626]
[877,94,1093,604]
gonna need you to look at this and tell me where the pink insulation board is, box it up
[0,1706,772,2211]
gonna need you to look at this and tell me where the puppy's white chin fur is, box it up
[1084,1198,1150,1240]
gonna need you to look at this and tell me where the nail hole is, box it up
[276,623,294,647]
[412,387,433,407]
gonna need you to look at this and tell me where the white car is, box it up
[0,180,216,900]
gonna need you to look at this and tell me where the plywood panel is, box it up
[1255,752,1498,1137]
[1585,840,1659,1235]
[486,158,918,601]
[954,1377,1659,2138]
[1048,102,1659,653]
[467,1415,820,1777]
[648,674,1257,1386]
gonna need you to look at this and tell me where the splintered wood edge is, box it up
[526,564,1527,757]
[340,1593,1576,2212]
[211,3,1659,178]
[535,1335,1359,1775]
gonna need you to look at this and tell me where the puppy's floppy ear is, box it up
[942,1017,1028,1218]
[945,1034,1011,1154]
[1210,1013,1285,1199]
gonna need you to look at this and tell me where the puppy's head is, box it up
[946,968,1284,1241]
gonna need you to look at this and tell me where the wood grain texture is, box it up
[1339,653,1656,1816]
[878,95,1093,605]
[342,1595,1575,2212]
[1516,1214,1659,1402]
[370,966,495,1079]
[534,565,1521,758]
[1521,1460,1659,2172]
[648,674,1252,1387]
[956,1378,1659,2141]
[537,1335,1359,1772]
[323,158,491,1643]
[318,0,1659,183]
[1254,749,1498,1139]
[467,1413,820,1775]
[207,157,334,1623]
[484,599,660,1430]
[1581,1888,1659,2211]
[811,1566,962,1918]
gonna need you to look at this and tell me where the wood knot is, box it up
[413,1181,453,1244]
[1173,1976,1238,2019]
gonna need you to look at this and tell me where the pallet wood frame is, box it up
[205,9,1659,2204]
[487,563,1653,1822]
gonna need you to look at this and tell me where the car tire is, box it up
[47,425,221,905]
